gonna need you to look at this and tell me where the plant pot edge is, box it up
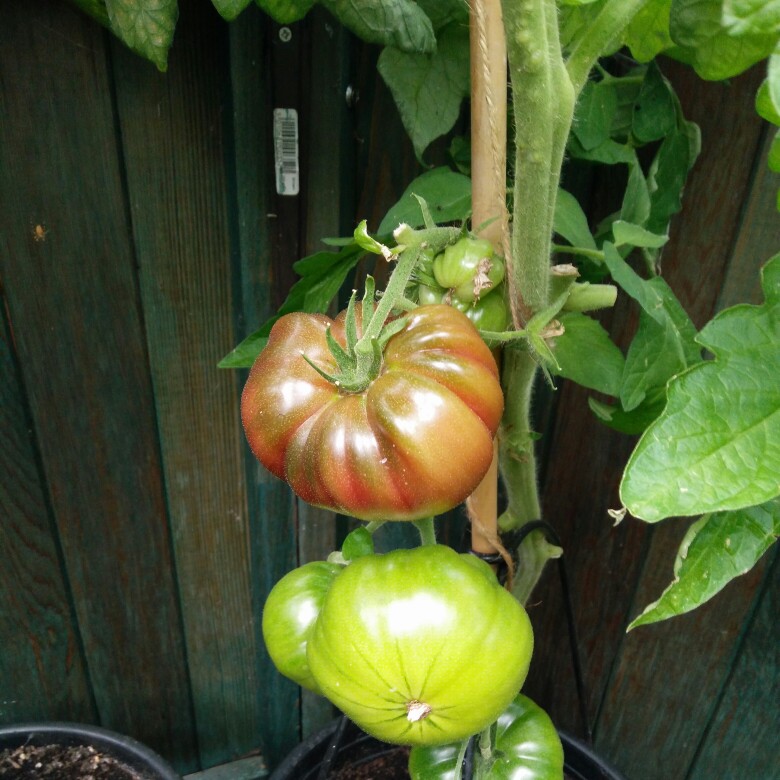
[0,721,182,780]
[270,717,626,780]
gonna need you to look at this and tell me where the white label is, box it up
[273,108,299,196]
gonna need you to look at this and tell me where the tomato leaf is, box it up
[378,167,472,234]
[211,0,252,21]
[106,0,178,72]
[554,189,598,251]
[218,242,364,368]
[589,390,667,435]
[621,276,701,411]
[631,61,677,143]
[413,0,468,31]
[669,0,778,81]
[625,0,675,63]
[572,80,619,151]
[722,0,780,37]
[319,0,435,54]
[769,51,780,120]
[549,312,625,396]
[756,79,780,125]
[645,118,701,236]
[621,255,780,522]
[612,220,669,250]
[255,0,316,23]
[377,21,470,162]
[628,500,780,630]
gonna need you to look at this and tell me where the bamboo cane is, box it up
[466,0,509,561]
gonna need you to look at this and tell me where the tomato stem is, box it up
[413,517,436,546]
[453,738,470,780]
[478,724,493,761]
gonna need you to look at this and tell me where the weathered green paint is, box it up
[0,0,196,769]
[688,550,779,780]
[0,309,94,725]
[0,3,777,779]
[109,1,265,769]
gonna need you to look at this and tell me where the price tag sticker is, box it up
[273,108,299,196]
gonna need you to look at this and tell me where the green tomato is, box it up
[414,285,509,333]
[433,236,505,303]
[306,545,534,747]
[455,290,510,333]
[409,693,564,779]
[262,561,342,693]
[417,282,447,306]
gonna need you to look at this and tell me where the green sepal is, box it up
[325,326,356,374]
[344,289,359,353]
[341,527,375,561]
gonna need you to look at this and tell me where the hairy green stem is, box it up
[414,517,437,546]
[498,0,571,531]
[498,349,542,529]
[498,0,649,578]
[565,0,652,95]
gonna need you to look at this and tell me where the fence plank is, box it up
[109,3,269,770]
[227,6,301,769]
[0,0,196,767]
[590,63,773,779]
[688,552,779,780]
[0,312,94,724]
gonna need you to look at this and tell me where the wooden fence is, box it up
[1,2,777,778]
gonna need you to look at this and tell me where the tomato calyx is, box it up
[302,219,465,394]
[300,275,408,393]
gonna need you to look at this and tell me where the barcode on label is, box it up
[273,108,299,196]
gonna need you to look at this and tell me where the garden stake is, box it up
[466,0,510,570]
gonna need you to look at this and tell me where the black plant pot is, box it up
[270,717,625,780]
[0,722,182,780]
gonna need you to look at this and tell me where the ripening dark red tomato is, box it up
[241,304,503,521]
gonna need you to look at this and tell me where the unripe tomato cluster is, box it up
[412,235,510,333]
[262,546,534,747]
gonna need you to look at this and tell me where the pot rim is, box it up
[0,721,181,780]
[270,717,626,780]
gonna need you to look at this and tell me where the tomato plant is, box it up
[409,693,564,780]
[305,545,534,747]
[241,302,503,521]
[261,560,342,693]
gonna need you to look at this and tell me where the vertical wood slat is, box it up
[688,552,779,780]
[0,0,196,767]
[296,12,355,736]
[227,6,299,770]
[592,64,776,780]
[109,3,266,770]
[527,60,772,772]
[0,310,94,724]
